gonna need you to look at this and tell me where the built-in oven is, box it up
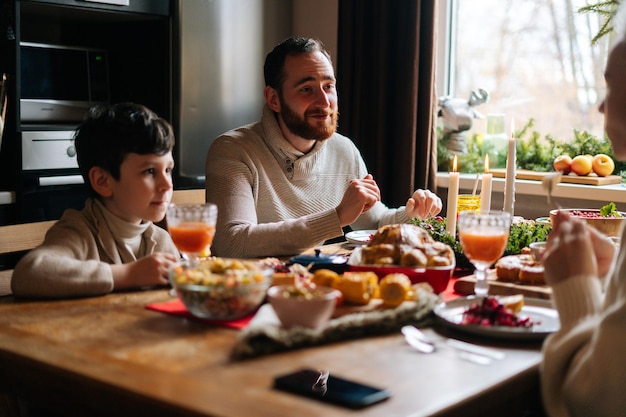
[18,130,89,222]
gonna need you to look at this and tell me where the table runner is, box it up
[146,299,254,329]
[231,287,439,360]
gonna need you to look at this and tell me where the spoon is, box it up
[401,325,435,353]
[542,172,563,209]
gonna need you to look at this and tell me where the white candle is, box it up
[480,154,492,213]
[446,155,460,235]
[503,120,516,215]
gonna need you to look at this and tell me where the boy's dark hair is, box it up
[74,102,175,197]
[263,36,332,91]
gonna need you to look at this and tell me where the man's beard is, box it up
[279,96,338,141]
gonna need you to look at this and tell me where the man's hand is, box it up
[405,189,442,219]
[336,174,381,226]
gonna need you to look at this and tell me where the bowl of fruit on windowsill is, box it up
[550,203,626,237]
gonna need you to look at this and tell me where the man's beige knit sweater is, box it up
[205,105,411,258]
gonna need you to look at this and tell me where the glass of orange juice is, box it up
[457,210,511,297]
[167,203,218,263]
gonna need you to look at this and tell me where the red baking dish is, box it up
[348,264,454,294]
[348,248,455,294]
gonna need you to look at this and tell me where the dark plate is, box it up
[289,249,349,273]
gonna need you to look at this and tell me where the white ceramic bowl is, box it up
[529,241,547,262]
[550,209,626,237]
[267,285,341,329]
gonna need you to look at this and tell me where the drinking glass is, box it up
[166,203,218,263]
[457,194,481,214]
[457,210,511,297]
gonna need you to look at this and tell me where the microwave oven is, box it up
[20,42,109,123]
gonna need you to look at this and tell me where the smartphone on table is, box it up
[273,368,391,409]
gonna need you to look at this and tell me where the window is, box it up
[438,0,611,143]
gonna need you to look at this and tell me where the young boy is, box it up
[11,102,180,298]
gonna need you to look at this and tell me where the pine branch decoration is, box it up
[578,0,623,45]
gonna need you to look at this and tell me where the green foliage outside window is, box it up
[437,118,626,176]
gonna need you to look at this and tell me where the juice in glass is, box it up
[457,210,511,297]
[459,230,508,265]
[169,222,216,256]
[167,203,218,260]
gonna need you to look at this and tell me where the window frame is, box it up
[436,0,456,100]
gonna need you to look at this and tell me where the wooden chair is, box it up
[171,188,205,205]
[156,188,206,230]
[0,222,49,415]
[0,189,204,296]
[0,220,56,296]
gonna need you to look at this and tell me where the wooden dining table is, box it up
[0,244,548,417]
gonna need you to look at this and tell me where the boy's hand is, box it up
[111,252,179,290]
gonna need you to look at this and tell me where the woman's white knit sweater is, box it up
[541,224,626,417]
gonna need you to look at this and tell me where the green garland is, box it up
[410,216,551,270]
[437,118,626,177]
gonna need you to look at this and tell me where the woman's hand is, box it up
[543,212,598,286]
[587,224,618,278]
[544,210,617,284]
[405,189,442,219]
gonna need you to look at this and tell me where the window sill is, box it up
[436,172,626,219]
[436,172,626,203]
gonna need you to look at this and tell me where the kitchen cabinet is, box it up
[0,0,172,224]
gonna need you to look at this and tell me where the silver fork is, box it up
[401,326,505,365]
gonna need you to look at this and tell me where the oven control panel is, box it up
[22,131,78,170]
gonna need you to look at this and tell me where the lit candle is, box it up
[503,119,516,215]
[446,155,460,235]
[480,154,492,213]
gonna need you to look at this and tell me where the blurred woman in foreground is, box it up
[540,4,626,417]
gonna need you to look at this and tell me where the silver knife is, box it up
[446,339,506,361]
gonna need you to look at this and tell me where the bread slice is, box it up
[498,294,525,314]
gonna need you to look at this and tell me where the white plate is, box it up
[345,230,376,245]
[433,296,560,340]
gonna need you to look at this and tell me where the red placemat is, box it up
[146,299,254,330]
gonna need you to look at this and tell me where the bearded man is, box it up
[205,37,442,258]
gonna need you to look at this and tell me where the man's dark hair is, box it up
[74,102,175,197]
[263,36,332,90]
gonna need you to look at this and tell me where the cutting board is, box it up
[491,168,622,186]
[454,270,552,300]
